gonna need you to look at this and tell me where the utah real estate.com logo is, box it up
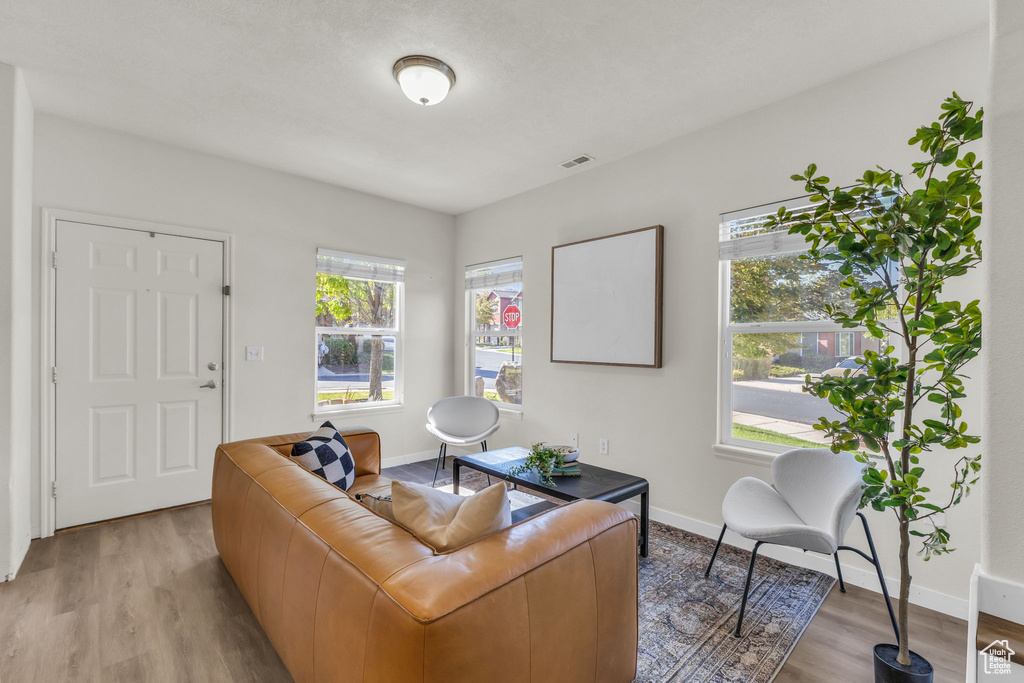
[981,640,1015,676]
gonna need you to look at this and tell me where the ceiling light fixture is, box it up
[393,55,456,106]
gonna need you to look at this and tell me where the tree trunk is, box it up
[368,336,383,401]
[897,514,912,666]
[365,281,386,402]
[896,348,917,666]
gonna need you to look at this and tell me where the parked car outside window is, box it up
[821,357,868,378]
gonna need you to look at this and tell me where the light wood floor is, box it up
[0,503,291,682]
[0,460,967,682]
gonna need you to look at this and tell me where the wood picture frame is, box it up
[550,225,663,367]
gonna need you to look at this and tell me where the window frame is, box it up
[715,197,892,457]
[313,249,405,416]
[465,257,524,414]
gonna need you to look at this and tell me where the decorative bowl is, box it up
[551,445,579,463]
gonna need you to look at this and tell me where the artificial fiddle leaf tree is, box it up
[765,93,983,668]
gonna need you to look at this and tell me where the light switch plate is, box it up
[246,346,264,361]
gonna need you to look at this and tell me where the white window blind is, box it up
[720,193,887,260]
[465,257,523,290]
[719,196,819,260]
[317,248,406,283]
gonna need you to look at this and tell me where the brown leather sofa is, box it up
[211,427,639,683]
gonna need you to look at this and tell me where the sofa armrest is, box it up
[337,426,381,476]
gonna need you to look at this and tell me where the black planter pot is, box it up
[873,644,934,683]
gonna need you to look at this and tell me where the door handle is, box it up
[199,380,219,389]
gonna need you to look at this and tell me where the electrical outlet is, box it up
[570,432,579,449]
[246,346,264,361]
[599,438,609,455]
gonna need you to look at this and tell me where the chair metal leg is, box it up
[705,524,727,577]
[837,512,899,644]
[481,441,491,485]
[859,512,900,644]
[734,541,762,638]
[834,553,846,593]
[441,442,447,470]
[431,443,446,488]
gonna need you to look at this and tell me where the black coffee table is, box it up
[453,446,650,557]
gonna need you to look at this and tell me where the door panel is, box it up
[90,287,137,381]
[55,220,224,528]
[89,404,136,484]
[158,400,198,474]
[89,240,137,271]
[158,291,198,378]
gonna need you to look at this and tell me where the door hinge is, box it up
[222,285,231,296]
[51,481,57,499]
[51,366,57,383]
[51,251,57,269]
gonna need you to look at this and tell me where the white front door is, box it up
[54,220,224,529]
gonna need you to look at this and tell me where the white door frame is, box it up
[39,208,234,537]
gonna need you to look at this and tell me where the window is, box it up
[718,198,895,453]
[315,248,403,411]
[466,257,523,408]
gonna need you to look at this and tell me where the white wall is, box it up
[982,0,1024,585]
[0,63,34,579]
[454,29,989,611]
[30,115,456,537]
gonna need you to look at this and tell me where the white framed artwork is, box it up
[550,225,663,367]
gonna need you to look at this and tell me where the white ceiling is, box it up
[0,1,987,214]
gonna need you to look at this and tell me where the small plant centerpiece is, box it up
[766,93,982,681]
[506,443,567,487]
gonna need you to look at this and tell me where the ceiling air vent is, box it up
[560,154,595,169]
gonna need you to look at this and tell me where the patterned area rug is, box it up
[637,522,833,682]
[435,471,833,682]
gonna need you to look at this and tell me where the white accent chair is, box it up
[705,448,899,640]
[425,396,500,487]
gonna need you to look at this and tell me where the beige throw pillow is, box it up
[392,480,512,552]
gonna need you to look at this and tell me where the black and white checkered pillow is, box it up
[290,421,356,491]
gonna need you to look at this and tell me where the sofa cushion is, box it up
[392,480,512,552]
[347,475,393,498]
[355,493,396,523]
[289,421,356,491]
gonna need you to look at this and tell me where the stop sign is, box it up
[502,304,521,329]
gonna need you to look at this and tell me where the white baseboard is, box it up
[380,450,432,469]
[380,446,475,470]
[974,566,1024,624]
[618,500,969,620]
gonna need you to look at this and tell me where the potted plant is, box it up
[767,93,983,682]
[506,443,568,486]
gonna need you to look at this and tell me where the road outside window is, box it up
[315,249,404,411]
[466,258,523,407]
